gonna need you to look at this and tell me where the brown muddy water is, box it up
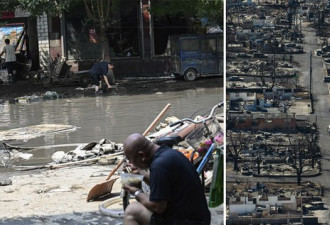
[0,87,223,172]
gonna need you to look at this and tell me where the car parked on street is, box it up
[324,76,330,82]
[228,76,244,81]
[314,49,323,56]
[305,202,325,210]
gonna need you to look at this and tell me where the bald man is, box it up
[123,133,211,225]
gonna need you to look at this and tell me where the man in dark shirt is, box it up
[89,61,114,92]
[123,133,211,225]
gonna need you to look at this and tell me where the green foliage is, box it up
[83,0,117,25]
[151,0,223,25]
[3,0,79,16]
[198,0,223,25]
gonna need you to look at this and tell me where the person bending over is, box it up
[89,60,113,92]
[123,133,211,225]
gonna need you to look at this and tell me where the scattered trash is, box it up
[43,91,59,100]
[0,149,33,167]
[15,95,42,104]
[0,69,9,83]
[51,139,122,164]
[207,25,223,34]
[0,178,12,186]
[51,151,66,163]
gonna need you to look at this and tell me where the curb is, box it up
[253,171,322,178]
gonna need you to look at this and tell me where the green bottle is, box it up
[208,147,224,208]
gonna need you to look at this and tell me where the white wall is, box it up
[230,92,256,101]
[228,196,297,214]
[37,14,50,69]
[229,204,256,215]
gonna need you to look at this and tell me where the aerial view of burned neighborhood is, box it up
[226,0,330,224]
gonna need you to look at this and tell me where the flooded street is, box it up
[0,86,223,169]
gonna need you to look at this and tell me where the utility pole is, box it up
[310,51,312,96]
[310,51,313,114]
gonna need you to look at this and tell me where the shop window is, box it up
[182,39,199,52]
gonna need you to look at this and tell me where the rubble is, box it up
[226,0,326,224]
[51,139,122,164]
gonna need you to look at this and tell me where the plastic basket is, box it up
[185,118,223,155]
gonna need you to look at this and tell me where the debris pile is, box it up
[51,139,123,164]
[15,91,59,103]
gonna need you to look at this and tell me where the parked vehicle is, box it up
[240,166,251,176]
[169,34,223,81]
[314,49,323,56]
[228,76,244,81]
[324,76,330,82]
[305,201,325,210]
[253,53,267,58]
[236,53,251,58]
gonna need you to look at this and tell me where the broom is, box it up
[87,103,171,202]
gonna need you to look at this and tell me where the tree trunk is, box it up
[84,0,112,60]
[297,169,301,185]
[99,24,110,60]
[100,32,110,60]
[234,157,239,172]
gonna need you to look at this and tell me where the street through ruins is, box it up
[226,0,330,224]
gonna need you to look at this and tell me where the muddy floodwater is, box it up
[0,87,223,170]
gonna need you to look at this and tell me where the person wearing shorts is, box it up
[0,39,16,83]
[122,133,211,225]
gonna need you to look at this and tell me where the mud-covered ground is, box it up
[0,76,223,102]
[0,163,223,225]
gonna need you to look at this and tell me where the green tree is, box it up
[83,0,117,60]
[3,0,74,16]
[151,0,223,29]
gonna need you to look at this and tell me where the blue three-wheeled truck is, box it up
[169,34,223,81]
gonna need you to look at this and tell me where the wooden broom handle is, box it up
[106,103,171,181]
[106,157,125,180]
[143,103,171,136]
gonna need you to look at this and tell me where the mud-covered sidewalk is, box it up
[0,165,124,225]
[0,76,223,103]
[0,164,223,225]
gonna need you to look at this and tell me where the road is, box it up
[297,22,330,212]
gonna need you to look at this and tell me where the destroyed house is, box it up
[232,113,296,131]
[229,195,297,215]
[263,88,294,100]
